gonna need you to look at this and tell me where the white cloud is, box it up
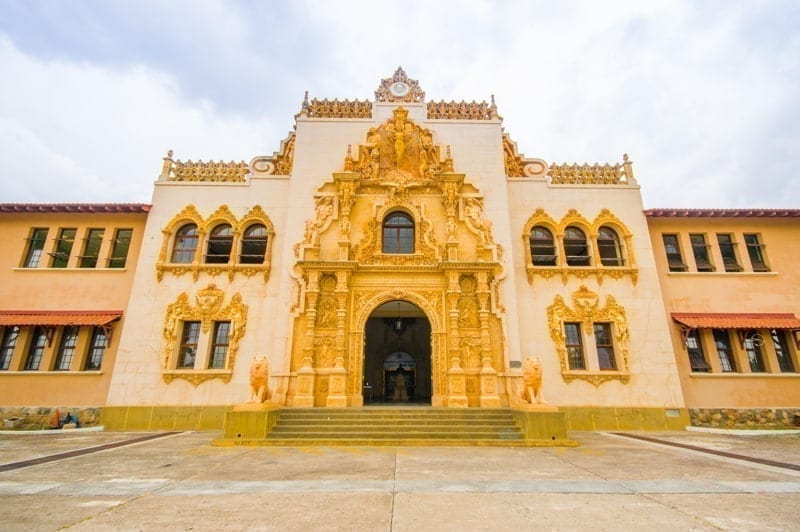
[0,36,280,203]
[0,1,798,208]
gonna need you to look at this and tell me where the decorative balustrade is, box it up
[427,98,498,120]
[547,154,634,185]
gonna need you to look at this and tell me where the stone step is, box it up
[271,420,516,427]
[267,430,524,440]
[270,424,521,434]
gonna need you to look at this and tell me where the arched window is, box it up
[205,224,234,264]
[171,224,199,263]
[240,224,268,264]
[564,226,590,266]
[530,226,557,266]
[382,212,414,254]
[597,226,624,266]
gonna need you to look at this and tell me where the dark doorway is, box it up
[362,300,431,404]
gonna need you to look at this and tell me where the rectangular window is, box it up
[24,326,48,370]
[770,329,795,373]
[108,228,133,268]
[78,229,105,268]
[0,326,21,370]
[716,234,742,272]
[593,322,616,370]
[50,228,77,268]
[689,234,715,272]
[23,228,49,267]
[744,233,769,272]
[743,332,765,372]
[685,329,709,372]
[564,322,585,370]
[54,326,79,370]
[662,234,687,272]
[178,321,200,369]
[209,321,231,369]
[84,327,107,370]
[713,329,736,372]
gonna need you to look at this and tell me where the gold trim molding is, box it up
[547,285,630,386]
[162,284,248,386]
[522,208,638,285]
[156,204,275,282]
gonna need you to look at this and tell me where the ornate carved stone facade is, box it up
[98,68,685,419]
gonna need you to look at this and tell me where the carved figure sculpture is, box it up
[249,355,270,403]
[520,356,543,404]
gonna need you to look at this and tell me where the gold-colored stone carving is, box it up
[374,67,425,103]
[523,208,638,285]
[344,107,446,181]
[547,285,630,386]
[250,132,296,176]
[548,154,635,185]
[426,98,497,120]
[249,355,270,403]
[161,151,249,182]
[502,133,548,178]
[353,198,441,266]
[300,96,372,119]
[157,204,275,282]
[161,284,248,385]
[519,356,544,404]
[298,196,335,253]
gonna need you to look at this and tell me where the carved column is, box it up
[445,271,461,406]
[475,272,500,406]
[295,272,319,407]
[332,270,350,406]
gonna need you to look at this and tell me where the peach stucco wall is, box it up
[0,211,147,406]
[647,215,800,408]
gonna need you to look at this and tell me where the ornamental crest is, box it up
[374,67,425,103]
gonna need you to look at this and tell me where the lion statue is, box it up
[249,356,270,403]
[519,356,543,404]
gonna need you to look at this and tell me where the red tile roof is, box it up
[0,204,151,214]
[671,312,800,329]
[645,208,800,218]
[0,310,123,326]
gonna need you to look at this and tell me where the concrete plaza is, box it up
[0,429,799,531]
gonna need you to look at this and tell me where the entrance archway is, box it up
[362,300,431,404]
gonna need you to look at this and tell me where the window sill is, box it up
[526,265,638,285]
[689,372,799,378]
[0,370,104,376]
[562,370,631,386]
[13,267,127,273]
[162,369,233,386]
[667,271,777,277]
[156,262,270,282]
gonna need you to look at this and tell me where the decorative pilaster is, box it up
[326,356,348,407]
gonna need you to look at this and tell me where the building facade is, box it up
[1,69,797,431]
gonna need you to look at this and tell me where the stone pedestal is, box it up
[326,364,348,407]
[447,358,468,408]
[294,363,316,407]
[479,366,502,408]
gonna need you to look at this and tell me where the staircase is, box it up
[257,407,530,446]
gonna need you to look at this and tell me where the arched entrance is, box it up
[362,300,432,404]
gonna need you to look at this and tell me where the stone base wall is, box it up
[690,408,800,429]
[0,406,101,430]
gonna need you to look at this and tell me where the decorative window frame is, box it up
[161,283,248,386]
[523,208,637,284]
[546,285,631,386]
[354,198,441,266]
[157,204,274,281]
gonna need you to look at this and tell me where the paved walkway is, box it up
[0,430,798,530]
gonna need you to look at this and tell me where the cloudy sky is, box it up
[0,1,798,208]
